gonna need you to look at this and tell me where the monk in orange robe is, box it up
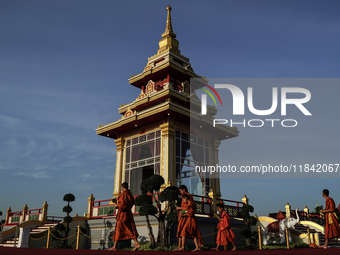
[174,185,204,251]
[175,194,201,252]
[212,204,236,251]
[318,189,340,249]
[108,182,140,251]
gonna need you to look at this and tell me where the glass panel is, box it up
[156,130,161,138]
[125,164,130,169]
[175,139,180,157]
[139,135,146,143]
[182,141,190,158]
[181,132,188,141]
[176,163,181,179]
[155,164,160,175]
[130,168,143,196]
[182,164,191,174]
[147,158,154,164]
[155,157,160,162]
[147,132,155,140]
[156,139,160,156]
[205,148,209,164]
[175,131,180,138]
[190,144,204,163]
[204,140,209,147]
[139,160,146,166]
[125,170,130,182]
[132,138,138,145]
[127,140,131,146]
[181,178,190,193]
[131,141,155,162]
[126,148,130,163]
[197,138,204,146]
[191,177,203,197]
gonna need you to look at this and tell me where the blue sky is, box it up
[1,0,340,218]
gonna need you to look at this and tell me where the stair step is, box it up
[1,243,16,247]
[29,223,57,233]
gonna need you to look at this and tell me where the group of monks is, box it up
[107,183,236,252]
[107,183,340,251]
[173,185,236,252]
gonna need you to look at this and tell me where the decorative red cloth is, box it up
[112,189,139,241]
[276,210,285,221]
[267,221,280,233]
[216,211,235,245]
[324,197,340,239]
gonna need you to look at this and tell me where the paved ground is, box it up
[1,247,340,255]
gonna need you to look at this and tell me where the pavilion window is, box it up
[124,130,161,195]
[175,130,210,197]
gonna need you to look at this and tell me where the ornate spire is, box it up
[158,5,179,54]
[163,5,176,38]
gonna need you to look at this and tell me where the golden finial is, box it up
[162,5,176,38]
[158,5,179,54]
[165,5,173,34]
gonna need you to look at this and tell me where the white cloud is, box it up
[16,171,51,179]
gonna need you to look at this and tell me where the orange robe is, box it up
[177,201,202,239]
[177,193,204,245]
[112,189,139,241]
[216,211,235,245]
[324,197,340,239]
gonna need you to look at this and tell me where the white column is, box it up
[17,228,30,248]
[113,138,125,197]
[160,122,176,186]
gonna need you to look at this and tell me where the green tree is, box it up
[313,204,324,214]
[63,193,75,248]
[51,193,75,248]
[136,175,180,248]
[237,204,257,246]
[135,194,157,247]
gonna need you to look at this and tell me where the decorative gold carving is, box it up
[114,138,125,151]
[161,116,175,125]
[160,122,177,138]
[144,65,151,72]
[214,139,221,149]
[124,107,134,118]
[182,81,190,94]
[137,90,146,100]
[242,195,249,205]
[185,63,194,72]
[86,194,95,219]
[146,80,155,94]
[41,201,49,223]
